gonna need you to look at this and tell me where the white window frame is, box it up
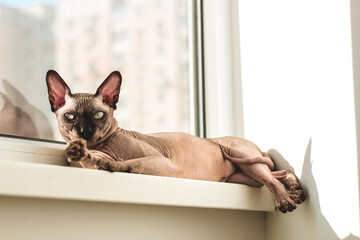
[202,0,244,138]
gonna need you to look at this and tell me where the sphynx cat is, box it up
[46,70,306,213]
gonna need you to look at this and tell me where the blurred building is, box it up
[56,0,190,133]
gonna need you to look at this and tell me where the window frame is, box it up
[202,0,244,138]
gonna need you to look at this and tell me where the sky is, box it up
[0,0,56,8]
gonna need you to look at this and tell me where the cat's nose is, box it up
[76,122,95,140]
[78,128,94,140]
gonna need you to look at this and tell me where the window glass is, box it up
[0,0,191,141]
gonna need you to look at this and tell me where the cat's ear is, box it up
[95,71,122,109]
[46,70,72,112]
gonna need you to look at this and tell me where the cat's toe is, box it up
[66,138,87,162]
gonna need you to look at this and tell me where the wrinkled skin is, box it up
[46,70,306,213]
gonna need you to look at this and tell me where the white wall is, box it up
[0,196,266,240]
[238,0,359,239]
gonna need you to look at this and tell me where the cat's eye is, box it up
[64,113,75,121]
[94,111,105,120]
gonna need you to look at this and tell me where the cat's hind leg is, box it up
[213,137,305,213]
[227,171,264,187]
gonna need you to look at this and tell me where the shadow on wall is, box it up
[0,79,54,139]
[266,139,359,240]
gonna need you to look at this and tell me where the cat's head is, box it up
[46,70,121,144]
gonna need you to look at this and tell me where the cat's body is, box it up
[46,70,305,213]
[69,128,267,183]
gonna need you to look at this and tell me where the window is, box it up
[0,0,192,141]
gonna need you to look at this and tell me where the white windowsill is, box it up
[0,136,275,212]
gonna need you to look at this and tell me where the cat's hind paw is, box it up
[66,138,88,162]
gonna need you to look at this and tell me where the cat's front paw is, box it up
[66,138,88,162]
[95,158,127,172]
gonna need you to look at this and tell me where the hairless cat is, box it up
[46,70,306,213]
